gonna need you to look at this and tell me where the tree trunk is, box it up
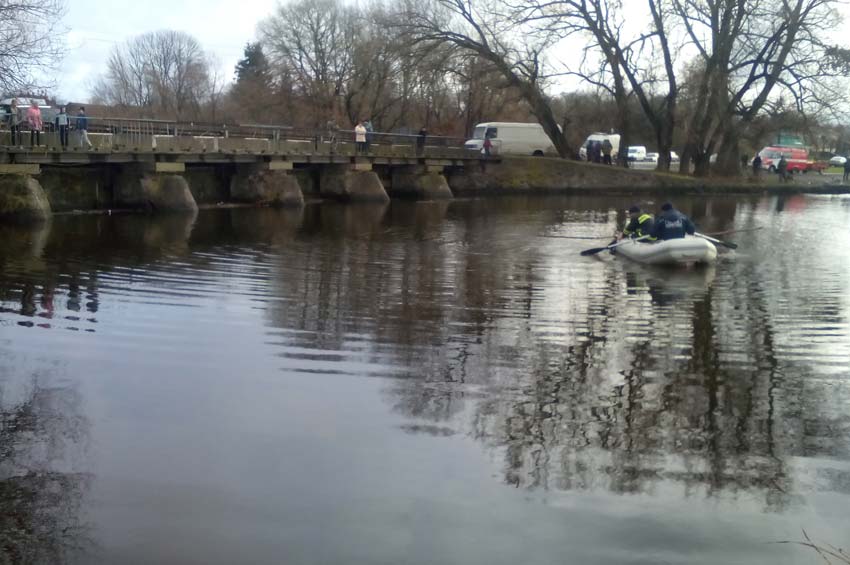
[679,143,694,175]
[526,86,573,158]
[693,152,712,177]
[713,122,743,177]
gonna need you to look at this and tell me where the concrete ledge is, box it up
[155,162,186,173]
[268,160,293,171]
[0,164,40,175]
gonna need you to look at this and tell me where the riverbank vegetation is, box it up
[3,0,850,178]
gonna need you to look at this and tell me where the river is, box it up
[1,194,848,564]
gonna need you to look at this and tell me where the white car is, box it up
[645,152,659,163]
[829,155,847,167]
[670,151,680,162]
[627,146,647,161]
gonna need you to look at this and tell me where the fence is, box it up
[0,116,472,159]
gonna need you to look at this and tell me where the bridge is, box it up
[0,117,496,221]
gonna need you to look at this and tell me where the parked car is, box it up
[670,151,680,162]
[829,155,847,167]
[627,146,647,161]
[464,122,556,156]
[579,132,621,160]
[757,145,810,173]
[645,152,659,163]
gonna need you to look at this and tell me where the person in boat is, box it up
[652,202,696,240]
[620,205,655,241]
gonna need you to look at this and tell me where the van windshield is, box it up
[472,127,497,139]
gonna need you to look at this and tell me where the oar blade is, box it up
[580,246,608,256]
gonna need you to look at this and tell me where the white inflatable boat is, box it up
[614,235,717,265]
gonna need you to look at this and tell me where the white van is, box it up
[464,122,555,156]
[579,132,621,160]
[627,146,647,161]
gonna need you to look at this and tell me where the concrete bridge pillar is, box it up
[115,163,198,213]
[319,163,390,203]
[0,165,51,223]
[230,162,304,207]
[390,165,453,199]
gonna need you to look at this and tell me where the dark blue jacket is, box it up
[75,114,88,130]
[652,208,695,240]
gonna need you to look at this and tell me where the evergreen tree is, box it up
[235,42,272,88]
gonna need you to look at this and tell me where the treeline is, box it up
[85,0,850,175]
[89,0,533,138]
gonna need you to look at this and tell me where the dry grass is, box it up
[774,530,850,564]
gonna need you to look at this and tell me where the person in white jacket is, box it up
[355,121,367,155]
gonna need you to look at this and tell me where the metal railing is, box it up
[0,116,475,159]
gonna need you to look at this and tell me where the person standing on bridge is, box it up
[355,120,367,155]
[7,99,21,146]
[55,106,70,149]
[363,119,374,152]
[26,101,42,147]
[417,128,427,156]
[75,107,92,150]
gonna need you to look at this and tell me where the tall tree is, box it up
[260,0,357,126]
[93,30,211,119]
[673,0,844,175]
[393,0,575,158]
[0,0,66,94]
[515,0,678,170]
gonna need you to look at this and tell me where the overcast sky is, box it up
[56,0,850,104]
[58,0,277,103]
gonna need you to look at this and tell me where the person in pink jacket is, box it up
[27,101,43,147]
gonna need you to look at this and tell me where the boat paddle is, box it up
[694,232,738,249]
[706,226,763,237]
[580,235,649,256]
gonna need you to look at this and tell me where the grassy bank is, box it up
[458,156,850,196]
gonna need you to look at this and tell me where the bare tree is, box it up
[93,30,211,119]
[0,0,66,94]
[673,0,845,176]
[515,0,678,170]
[260,0,357,126]
[392,0,574,157]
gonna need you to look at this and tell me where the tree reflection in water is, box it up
[0,376,91,564]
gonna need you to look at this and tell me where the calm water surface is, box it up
[1,195,849,564]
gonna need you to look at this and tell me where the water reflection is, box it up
[0,370,90,564]
[0,195,848,563]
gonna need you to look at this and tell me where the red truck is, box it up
[757,145,827,174]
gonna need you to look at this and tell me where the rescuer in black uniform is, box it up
[652,202,696,240]
[621,205,656,241]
